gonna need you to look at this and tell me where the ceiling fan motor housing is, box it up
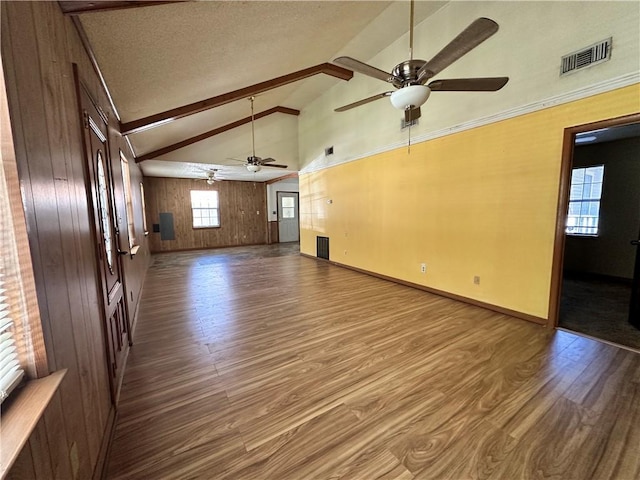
[391,59,428,87]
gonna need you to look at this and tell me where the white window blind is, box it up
[0,273,24,403]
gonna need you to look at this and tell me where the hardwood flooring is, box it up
[106,244,640,479]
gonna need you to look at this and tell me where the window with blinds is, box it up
[0,273,24,403]
[0,151,26,403]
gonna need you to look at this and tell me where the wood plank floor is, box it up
[105,244,640,479]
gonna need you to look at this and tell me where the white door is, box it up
[278,191,299,242]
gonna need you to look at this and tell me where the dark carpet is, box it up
[559,275,640,351]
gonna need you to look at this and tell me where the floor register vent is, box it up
[561,38,611,76]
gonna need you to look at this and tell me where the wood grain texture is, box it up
[268,220,279,244]
[0,370,66,477]
[120,64,352,135]
[0,30,48,380]
[58,1,188,15]
[135,106,300,162]
[106,245,640,479]
[144,176,267,252]
[2,1,149,478]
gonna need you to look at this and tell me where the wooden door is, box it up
[277,191,299,242]
[78,83,129,400]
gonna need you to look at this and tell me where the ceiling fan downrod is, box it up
[250,96,256,159]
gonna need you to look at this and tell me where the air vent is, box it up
[561,38,611,76]
[401,117,419,130]
[317,236,329,260]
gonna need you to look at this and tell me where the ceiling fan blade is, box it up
[265,164,288,169]
[404,107,421,123]
[428,77,509,91]
[333,57,399,84]
[417,18,499,83]
[335,92,393,112]
[260,158,277,163]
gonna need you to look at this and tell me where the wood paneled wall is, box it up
[269,220,279,244]
[145,177,268,252]
[1,1,149,478]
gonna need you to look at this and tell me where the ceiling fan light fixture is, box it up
[247,164,261,173]
[390,85,431,111]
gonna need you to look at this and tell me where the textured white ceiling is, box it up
[79,0,447,181]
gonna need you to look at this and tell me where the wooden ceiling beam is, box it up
[59,1,189,15]
[266,173,299,185]
[121,63,352,136]
[135,106,299,163]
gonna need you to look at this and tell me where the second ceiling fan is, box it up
[333,0,509,122]
[231,96,288,172]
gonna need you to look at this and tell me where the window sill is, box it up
[0,369,67,477]
[565,233,599,238]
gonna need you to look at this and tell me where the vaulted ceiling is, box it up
[69,0,447,181]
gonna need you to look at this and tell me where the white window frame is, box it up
[140,182,148,235]
[190,190,220,228]
[565,164,605,237]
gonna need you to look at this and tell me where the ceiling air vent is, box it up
[561,38,612,76]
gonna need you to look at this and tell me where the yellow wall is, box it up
[300,85,640,320]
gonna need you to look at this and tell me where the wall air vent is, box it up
[561,38,611,76]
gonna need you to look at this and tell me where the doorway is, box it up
[277,191,299,243]
[76,70,131,400]
[550,113,640,351]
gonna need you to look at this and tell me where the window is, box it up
[566,165,604,236]
[140,182,148,235]
[0,267,24,403]
[120,152,135,248]
[281,196,295,218]
[191,190,220,228]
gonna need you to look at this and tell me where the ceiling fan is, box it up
[196,168,222,185]
[333,0,508,123]
[230,96,288,172]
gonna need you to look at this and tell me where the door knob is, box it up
[631,240,640,246]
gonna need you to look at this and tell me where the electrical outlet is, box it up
[420,263,426,274]
[474,276,480,285]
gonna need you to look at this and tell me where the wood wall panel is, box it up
[2,1,149,477]
[269,220,279,244]
[145,177,268,252]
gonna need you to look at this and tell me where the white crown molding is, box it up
[300,73,640,176]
